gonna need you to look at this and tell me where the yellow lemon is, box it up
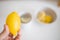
[40,15,52,23]
[44,16,52,23]
[37,11,53,24]
[38,11,46,18]
[6,11,21,36]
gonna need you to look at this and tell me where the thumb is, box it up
[14,30,20,40]
[0,24,9,40]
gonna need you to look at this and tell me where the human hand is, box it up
[0,24,20,40]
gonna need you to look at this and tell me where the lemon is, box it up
[37,11,53,24]
[6,11,21,36]
[44,16,52,23]
[38,11,46,18]
[40,15,52,23]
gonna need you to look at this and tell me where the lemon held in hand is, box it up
[6,11,21,36]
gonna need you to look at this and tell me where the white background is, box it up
[0,1,60,40]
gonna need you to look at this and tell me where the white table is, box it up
[0,1,60,40]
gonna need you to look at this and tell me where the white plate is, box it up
[0,1,60,40]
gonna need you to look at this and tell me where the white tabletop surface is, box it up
[0,1,60,40]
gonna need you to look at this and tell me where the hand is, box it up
[0,24,20,40]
